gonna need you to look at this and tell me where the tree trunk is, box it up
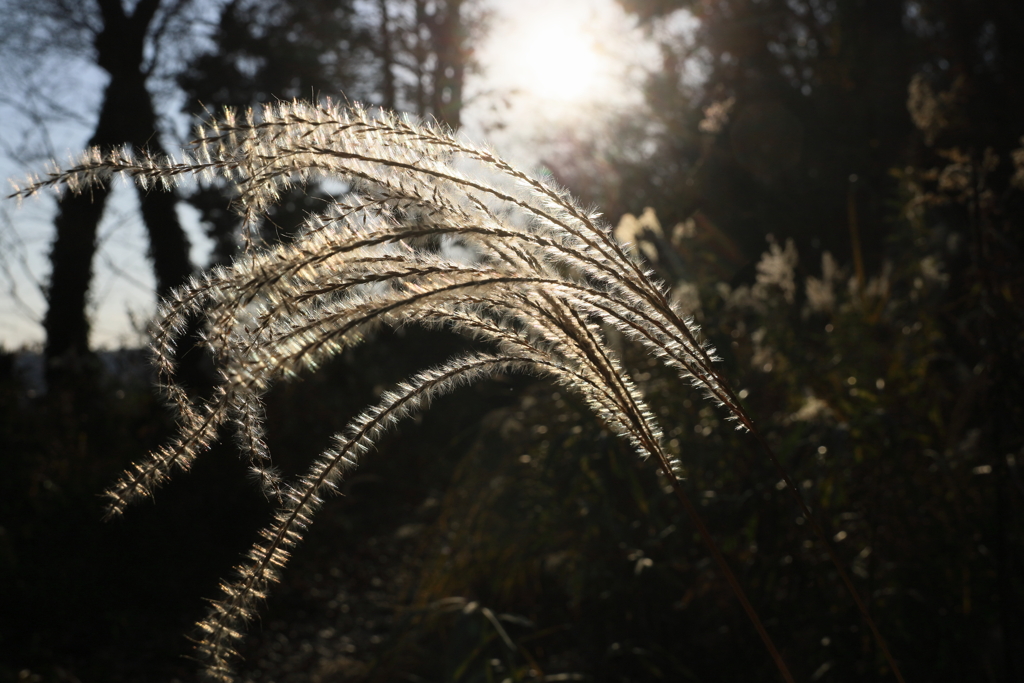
[43,184,108,381]
[378,0,397,110]
[43,0,193,391]
[429,0,465,130]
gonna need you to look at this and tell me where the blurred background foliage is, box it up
[1,0,1023,681]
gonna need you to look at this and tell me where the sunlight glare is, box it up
[460,0,659,169]
[483,2,625,108]
[518,17,604,103]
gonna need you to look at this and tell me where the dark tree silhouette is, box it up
[41,0,194,389]
[548,1,1024,679]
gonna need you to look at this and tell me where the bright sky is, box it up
[463,0,656,165]
[0,0,659,350]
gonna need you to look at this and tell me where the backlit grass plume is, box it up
[11,101,903,682]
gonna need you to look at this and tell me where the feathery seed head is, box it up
[11,101,748,681]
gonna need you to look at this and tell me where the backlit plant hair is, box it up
[11,101,905,683]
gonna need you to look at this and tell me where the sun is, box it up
[466,0,654,160]
[483,2,618,107]
[516,17,605,103]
